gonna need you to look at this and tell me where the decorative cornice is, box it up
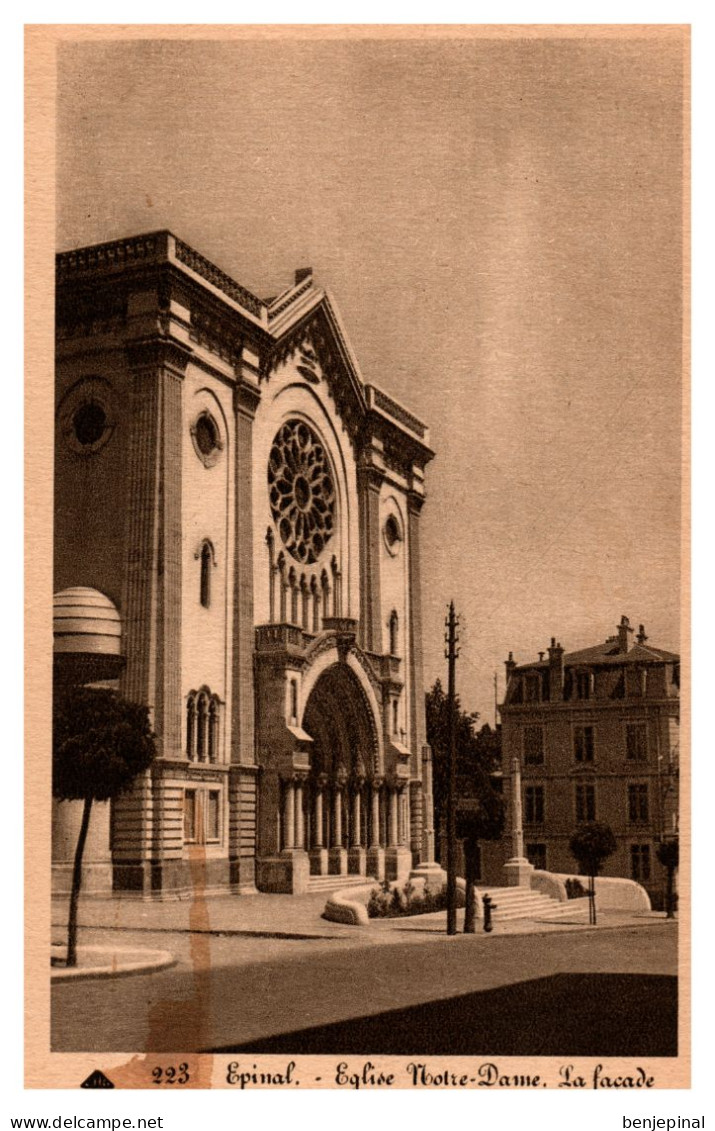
[369,385,428,441]
[125,336,193,376]
[57,232,170,278]
[174,238,264,319]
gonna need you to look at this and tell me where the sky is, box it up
[56,29,685,722]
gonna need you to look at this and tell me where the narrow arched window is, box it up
[392,698,399,735]
[389,610,399,656]
[200,542,212,608]
[197,692,209,761]
[186,695,196,760]
[208,697,219,763]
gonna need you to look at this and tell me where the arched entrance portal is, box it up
[295,663,404,879]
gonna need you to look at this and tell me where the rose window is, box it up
[268,420,336,564]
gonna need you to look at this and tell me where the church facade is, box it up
[53,231,436,897]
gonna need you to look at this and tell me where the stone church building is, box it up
[53,231,436,898]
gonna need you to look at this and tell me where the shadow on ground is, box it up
[210,973,677,1057]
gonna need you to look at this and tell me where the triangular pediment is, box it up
[265,288,368,447]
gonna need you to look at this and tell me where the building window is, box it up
[576,671,592,700]
[626,722,648,761]
[574,725,595,763]
[524,674,540,703]
[631,844,651,882]
[191,410,223,468]
[290,678,299,724]
[392,699,399,735]
[628,783,649,823]
[200,541,213,608]
[268,419,336,564]
[384,515,402,556]
[575,783,596,822]
[184,789,197,842]
[183,788,222,846]
[186,688,221,762]
[389,610,399,656]
[206,790,221,843]
[526,843,547,871]
[525,785,544,825]
[523,725,544,765]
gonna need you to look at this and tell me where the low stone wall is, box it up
[323,874,466,927]
[323,883,376,926]
[530,870,568,903]
[549,872,651,912]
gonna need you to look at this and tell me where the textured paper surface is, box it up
[25,23,690,1091]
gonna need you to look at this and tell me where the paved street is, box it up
[52,916,677,1056]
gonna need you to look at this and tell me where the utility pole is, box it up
[445,601,460,936]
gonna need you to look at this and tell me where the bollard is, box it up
[482,893,497,933]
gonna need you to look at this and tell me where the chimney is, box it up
[295,267,312,286]
[636,624,648,645]
[548,637,565,701]
[617,615,634,654]
[505,652,517,689]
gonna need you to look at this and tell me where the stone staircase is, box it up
[307,874,376,894]
[478,886,589,923]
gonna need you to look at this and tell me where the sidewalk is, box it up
[52,887,669,956]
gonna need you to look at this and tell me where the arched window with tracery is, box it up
[197,691,209,761]
[208,697,219,763]
[186,696,196,760]
[187,687,221,763]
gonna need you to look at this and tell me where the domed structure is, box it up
[53,588,123,683]
[53,587,122,655]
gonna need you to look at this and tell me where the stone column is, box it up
[283,780,295,851]
[230,378,261,892]
[294,779,305,850]
[348,781,366,875]
[386,783,414,884]
[409,744,447,889]
[388,789,398,846]
[328,779,348,875]
[366,779,386,880]
[115,336,189,896]
[503,755,534,888]
[309,778,328,875]
[357,462,383,652]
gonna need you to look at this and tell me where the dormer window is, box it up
[576,671,592,700]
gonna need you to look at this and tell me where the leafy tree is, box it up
[569,821,617,925]
[53,686,157,966]
[656,837,679,919]
[426,680,504,931]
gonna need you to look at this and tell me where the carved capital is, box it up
[125,336,193,378]
[233,379,261,420]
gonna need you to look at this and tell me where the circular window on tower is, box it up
[191,410,223,468]
[383,514,403,556]
[268,419,336,564]
[58,377,116,455]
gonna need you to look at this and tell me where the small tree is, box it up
[656,837,679,919]
[53,686,157,966]
[569,821,617,925]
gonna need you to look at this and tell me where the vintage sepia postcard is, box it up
[25,23,690,1094]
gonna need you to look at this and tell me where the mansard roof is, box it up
[514,639,679,672]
